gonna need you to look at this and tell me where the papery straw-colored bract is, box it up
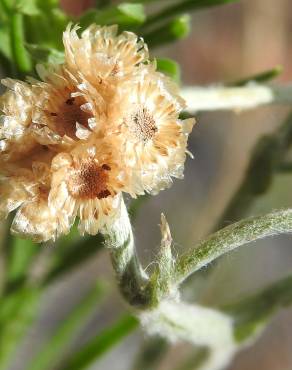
[109,70,194,194]
[0,23,195,242]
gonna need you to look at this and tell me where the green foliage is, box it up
[0,24,11,60]
[156,58,181,83]
[217,112,292,229]
[24,3,69,51]
[26,283,105,370]
[26,44,65,64]
[175,209,292,284]
[228,65,283,86]
[5,236,37,289]
[0,287,40,370]
[223,275,292,342]
[144,0,240,28]
[14,0,40,15]
[143,15,190,48]
[63,315,139,370]
[79,3,146,30]
[10,13,32,74]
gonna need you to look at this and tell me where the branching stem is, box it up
[104,197,150,307]
[175,209,292,285]
[181,84,292,112]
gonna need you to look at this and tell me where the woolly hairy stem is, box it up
[181,84,292,113]
[140,299,236,370]
[175,209,292,285]
[104,197,150,307]
[106,205,292,370]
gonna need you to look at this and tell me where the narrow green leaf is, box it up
[10,12,32,74]
[0,287,40,370]
[156,58,181,83]
[0,0,11,16]
[216,112,292,229]
[118,3,145,23]
[143,15,190,48]
[27,283,105,370]
[24,6,69,51]
[0,23,13,74]
[144,0,240,28]
[80,3,146,30]
[227,65,283,87]
[223,275,292,342]
[6,236,38,287]
[175,209,292,284]
[0,24,12,60]
[63,315,139,370]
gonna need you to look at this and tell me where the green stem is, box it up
[139,299,235,370]
[10,12,32,75]
[227,65,283,87]
[182,85,292,113]
[105,197,150,307]
[132,109,292,370]
[175,209,292,285]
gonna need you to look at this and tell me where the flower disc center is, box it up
[68,160,111,200]
[51,97,92,139]
[126,106,157,142]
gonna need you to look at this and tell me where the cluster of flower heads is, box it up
[0,24,194,242]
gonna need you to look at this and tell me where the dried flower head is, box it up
[0,23,194,242]
[0,160,59,242]
[108,71,195,194]
[63,24,149,85]
[33,65,103,143]
[0,79,38,160]
[49,140,126,235]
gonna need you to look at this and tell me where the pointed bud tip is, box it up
[160,213,172,249]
